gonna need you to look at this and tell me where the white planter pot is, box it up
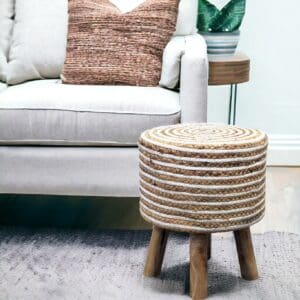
[200,30,240,56]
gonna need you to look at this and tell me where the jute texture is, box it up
[139,124,268,233]
[62,0,179,86]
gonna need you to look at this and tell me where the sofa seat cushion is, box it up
[0,80,180,146]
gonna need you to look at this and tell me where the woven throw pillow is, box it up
[62,0,179,86]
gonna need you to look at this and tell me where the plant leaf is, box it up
[210,0,246,32]
[197,0,219,32]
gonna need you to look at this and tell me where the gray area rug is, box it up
[0,228,299,300]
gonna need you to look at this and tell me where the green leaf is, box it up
[210,0,246,32]
[197,0,219,32]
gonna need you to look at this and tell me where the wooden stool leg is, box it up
[234,227,259,280]
[190,233,209,300]
[207,234,211,260]
[144,225,168,277]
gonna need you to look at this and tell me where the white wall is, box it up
[207,0,300,165]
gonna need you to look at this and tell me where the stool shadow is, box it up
[208,265,240,296]
[159,260,240,296]
[143,262,189,295]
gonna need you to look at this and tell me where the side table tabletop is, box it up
[208,52,250,125]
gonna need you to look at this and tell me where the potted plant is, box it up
[197,0,246,56]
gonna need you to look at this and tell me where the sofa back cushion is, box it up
[6,0,68,85]
[5,0,197,85]
[61,0,179,86]
[0,0,14,82]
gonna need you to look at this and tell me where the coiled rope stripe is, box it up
[139,124,268,233]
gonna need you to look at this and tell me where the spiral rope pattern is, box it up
[139,124,268,233]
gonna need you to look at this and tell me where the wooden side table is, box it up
[208,52,250,125]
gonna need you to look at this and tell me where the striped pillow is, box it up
[62,0,179,86]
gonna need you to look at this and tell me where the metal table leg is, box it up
[228,84,238,125]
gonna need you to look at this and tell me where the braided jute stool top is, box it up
[139,123,268,233]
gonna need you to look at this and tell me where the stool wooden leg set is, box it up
[139,124,268,299]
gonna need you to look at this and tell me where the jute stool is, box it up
[139,124,268,299]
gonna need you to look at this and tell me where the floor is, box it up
[252,167,300,235]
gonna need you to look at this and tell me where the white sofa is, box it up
[0,0,208,198]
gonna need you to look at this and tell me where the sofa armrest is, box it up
[180,34,208,123]
[160,34,208,123]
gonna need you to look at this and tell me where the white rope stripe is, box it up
[140,168,265,190]
[140,178,265,198]
[139,159,267,181]
[140,152,266,171]
[140,193,265,215]
[140,185,266,206]
[139,143,267,163]
[141,136,267,154]
[145,125,266,146]
[145,124,266,142]
[140,201,265,224]
[140,208,265,233]
[143,124,265,140]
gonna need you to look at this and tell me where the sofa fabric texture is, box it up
[0,0,14,82]
[5,0,68,85]
[0,147,140,197]
[0,80,180,146]
[62,0,179,86]
[180,34,208,123]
